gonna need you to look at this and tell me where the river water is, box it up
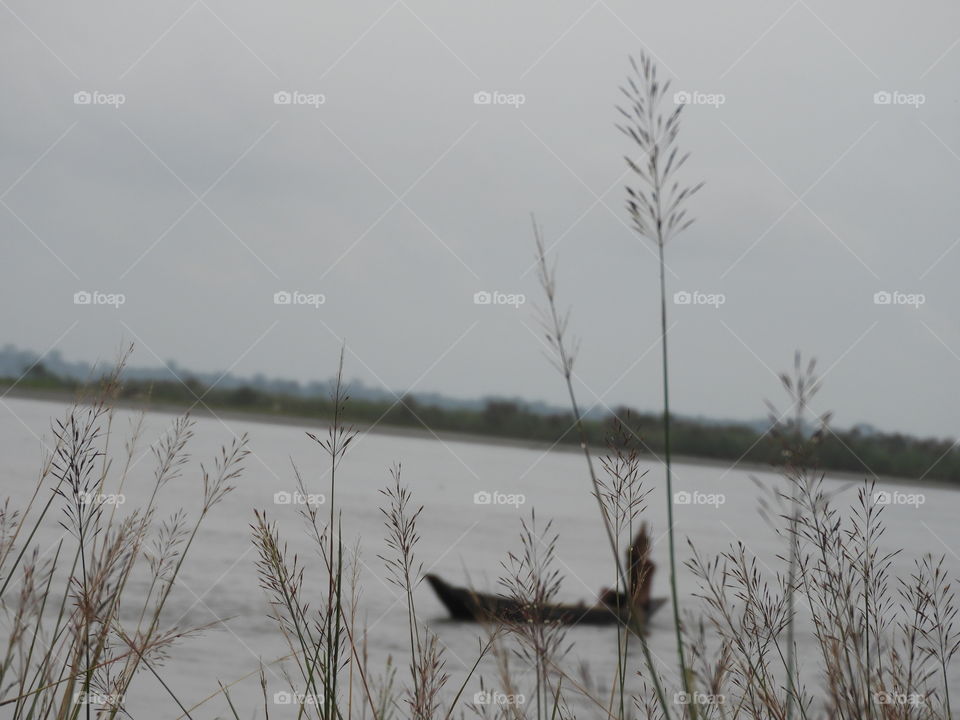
[0,397,956,718]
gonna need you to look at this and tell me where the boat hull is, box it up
[425,573,665,627]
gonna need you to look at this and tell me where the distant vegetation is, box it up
[4,361,959,484]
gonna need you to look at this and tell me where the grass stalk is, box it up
[618,52,704,711]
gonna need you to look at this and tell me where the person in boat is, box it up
[598,523,656,613]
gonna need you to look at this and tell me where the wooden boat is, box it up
[425,524,666,627]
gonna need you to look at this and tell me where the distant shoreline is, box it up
[3,385,953,492]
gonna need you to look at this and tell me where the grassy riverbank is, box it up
[4,371,958,484]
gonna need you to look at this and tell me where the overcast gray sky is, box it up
[2,0,959,438]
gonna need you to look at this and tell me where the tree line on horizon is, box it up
[6,362,958,485]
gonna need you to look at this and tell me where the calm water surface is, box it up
[1,397,957,718]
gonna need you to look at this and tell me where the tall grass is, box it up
[532,212,959,717]
[617,52,704,713]
[762,352,831,720]
[251,349,495,720]
[0,347,248,720]
[517,51,958,720]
